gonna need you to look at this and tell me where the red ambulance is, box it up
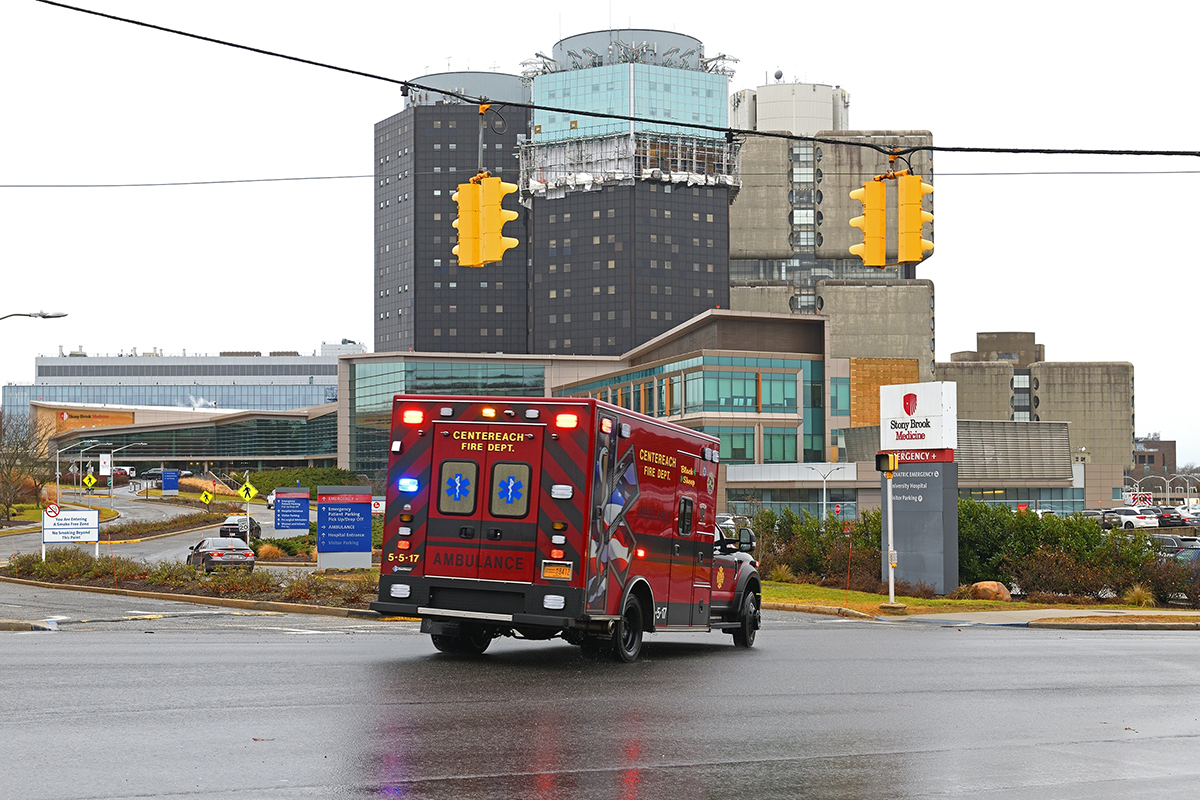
[370,395,761,661]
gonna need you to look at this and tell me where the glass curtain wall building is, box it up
[2,346,355,419]
[521,30,739,356]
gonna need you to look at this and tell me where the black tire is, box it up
[430,625,492,655]
[613,595,644,662]
[430,634,457,653]
[1125,522,1135,530]
[732,591,760,648]
[457,624,493,655]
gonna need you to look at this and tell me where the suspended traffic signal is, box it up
[452,182,482,268]
[849,180,886,267]
[479,176,519,265]
[897,174,934,263]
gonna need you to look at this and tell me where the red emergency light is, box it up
[555,413,578,429]
[402,409,424,425]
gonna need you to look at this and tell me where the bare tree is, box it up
[0,410,52,521]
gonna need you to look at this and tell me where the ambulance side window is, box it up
[438,460,478,515]
[490,462,532,518]
[677,497,693,536]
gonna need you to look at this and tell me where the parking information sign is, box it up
[162,470,180,496]
[317,485,373,570]
[274,489,311,531]
[43,509,100,543]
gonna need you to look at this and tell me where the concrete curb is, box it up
[763,602,876,620]
[1028,620,1200,630]
[0,618,54,631]
[0,574,385,620]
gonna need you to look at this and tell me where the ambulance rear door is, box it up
[424,421,542,582]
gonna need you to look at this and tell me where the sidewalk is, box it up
[902,607,1200,628]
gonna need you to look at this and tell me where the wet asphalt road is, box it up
[4,581,1200,800]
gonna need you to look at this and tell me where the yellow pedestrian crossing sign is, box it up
[237,481,258,501]
[82,474,97,490]
[200,490,213,505]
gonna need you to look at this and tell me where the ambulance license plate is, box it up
[542,562,572,580]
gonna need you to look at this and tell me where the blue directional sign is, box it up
[274,489,311,531]
[161,470,180,496]
[317,485,372,553]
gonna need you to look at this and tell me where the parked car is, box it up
[141,468,163,480]
[1175,548,1200,566]
[266,490,276,510]
[1139,505,1185,528]
[1149,532,1200,555]
[1174,507,1200,526]
[1102,507,1159,529]
[1079,510,1111,529]
[187,537,255,573]
[218,515,261,539]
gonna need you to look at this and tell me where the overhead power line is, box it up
[9,170,1200,190]
[31,0,1200,161]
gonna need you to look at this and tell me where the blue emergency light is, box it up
[398,478,419,493]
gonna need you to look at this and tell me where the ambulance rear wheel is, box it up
[613,595,644,662]
[458,624,493,655]
[732,592,760,648]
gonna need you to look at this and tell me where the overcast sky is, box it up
[2,1,1196,467]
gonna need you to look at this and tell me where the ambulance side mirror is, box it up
[738,528,756,553]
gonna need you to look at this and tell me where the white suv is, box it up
[1103,507,1159,529]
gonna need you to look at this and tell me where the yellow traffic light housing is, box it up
[897,174,934,263]
[452,182,482,268]
[849,180,886,268]
[875,452,898,473]
[479,176,519,265]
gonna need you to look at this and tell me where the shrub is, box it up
[145,560,203,588]
[1007,547,1104,598]
[1121,584,1157,608]
[767,564,795,583]
[256,543,286,560]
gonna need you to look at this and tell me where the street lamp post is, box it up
[55,439,98,508]
[814,464,848,523]
[107,443,148,508]
[70,441,112,510]
[0,311,68,322]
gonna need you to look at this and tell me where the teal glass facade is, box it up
[555,354,823,464]
[348,360,547,476]
[534,64,728,141]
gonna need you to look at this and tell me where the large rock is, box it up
[971,581,1012,601]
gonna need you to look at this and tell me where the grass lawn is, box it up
[138,488,264,506]
[760,581,1140,616]
[5,503,119,524]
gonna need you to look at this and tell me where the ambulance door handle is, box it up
[673,543,680,556]
[459,526,476,539]
[486,528,502,540]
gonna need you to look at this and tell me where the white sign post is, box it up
[42,506,100,559]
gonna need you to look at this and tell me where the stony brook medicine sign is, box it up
[880,382,957,451]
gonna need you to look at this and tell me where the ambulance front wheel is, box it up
[732,591,760,648]
[613,595,644,662]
